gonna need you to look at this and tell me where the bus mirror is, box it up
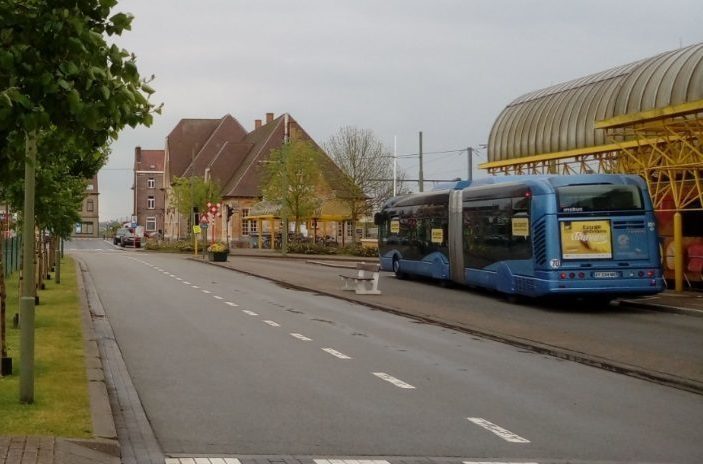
[373,213,382,225]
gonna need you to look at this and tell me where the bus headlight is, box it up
[550,259,561,269]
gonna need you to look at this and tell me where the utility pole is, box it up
[418,131,424,192]
[20,131,37,403]
[467,146,473,182]
[393,136,397,196]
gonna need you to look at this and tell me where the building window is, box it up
[241,208,257,235]
[146,217,156,232]
[147,177,155,189]
[75,222,94,234]
[147,196,155,209]
[86,199,94,212]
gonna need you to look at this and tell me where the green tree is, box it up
[0,0,158,400]
[261,140,324,237]
[171,176,222,236]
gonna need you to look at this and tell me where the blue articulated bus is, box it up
[375,174,665,300]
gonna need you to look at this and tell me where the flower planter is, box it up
[208,251,229,262]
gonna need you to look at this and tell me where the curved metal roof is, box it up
[487,42,703,162]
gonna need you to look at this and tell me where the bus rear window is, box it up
[557,184,643,213]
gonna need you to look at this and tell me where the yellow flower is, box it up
[207,242,228,253]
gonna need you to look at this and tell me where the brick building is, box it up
[72,176,100,238]
[133,147,166,236]
[155,112,355,246]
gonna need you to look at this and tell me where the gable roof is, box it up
[182,114,248,178]
[135,149,165,171]
[163,112,355,201]
[165,118,222,180]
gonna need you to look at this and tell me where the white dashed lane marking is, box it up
[202,290,211,294]
[322,348,352,359]
[290,333,312,341]
[191,285,199,289]
[225,302,239,307]
[464,462,538,464]
[242,310,258,316]
[183,281,191,285]
[264,320,280,327]
[372,372,416,389]
[467,417,531,443]
[213,295,224,300]
[176,277,183,281]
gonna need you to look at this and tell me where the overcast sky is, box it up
[100,0,703,221]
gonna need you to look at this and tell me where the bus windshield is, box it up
[556,184,643,213]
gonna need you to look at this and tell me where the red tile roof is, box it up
[136,150,165,171]
[161,113,354,200]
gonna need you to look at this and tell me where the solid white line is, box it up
[213,295,224,300]
[314,460,390,464]
[290,333,312,341]
[201,290,211,294]
[372,372,415,389]
[242,310,258,316]
[322,348,352,359]
[225,302,239,307]
[467,417,531,443]
[264,320,280,327]
[463,462,538,464]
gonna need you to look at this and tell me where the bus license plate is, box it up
[594,271,619,278]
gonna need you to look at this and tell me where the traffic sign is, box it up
[193,225,202,234]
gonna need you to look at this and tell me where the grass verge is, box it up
[0,256,92,437]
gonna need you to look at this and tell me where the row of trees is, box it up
[0,0,158,402]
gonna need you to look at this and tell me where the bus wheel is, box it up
[392,256,406,279]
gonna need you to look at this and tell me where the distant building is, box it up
[72,176,99,238]
[149,112,355,246]
[133,147,166,236]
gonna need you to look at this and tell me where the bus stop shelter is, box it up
[482,42,703,291]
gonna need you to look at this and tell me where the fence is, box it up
[2,236,21,277]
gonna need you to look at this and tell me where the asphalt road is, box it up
[68,239,703,463]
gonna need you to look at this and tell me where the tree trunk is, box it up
[1,234,7,359]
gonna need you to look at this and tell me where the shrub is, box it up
[339,243,379,257]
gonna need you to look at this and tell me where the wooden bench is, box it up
[339,262,382,295]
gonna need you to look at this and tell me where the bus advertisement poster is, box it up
[431,228,443,244]
[511,217,530,237]
[560,220,612,259]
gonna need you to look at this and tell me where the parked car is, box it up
[120,233,141,248]
[114,227,141,248]
[113,228,130,245]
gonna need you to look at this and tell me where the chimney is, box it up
[255,119,262,129]
[135,146,142,163]
[266,112,274,124]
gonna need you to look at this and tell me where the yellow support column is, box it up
[257,219,263,249]
[674,212,684,292]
